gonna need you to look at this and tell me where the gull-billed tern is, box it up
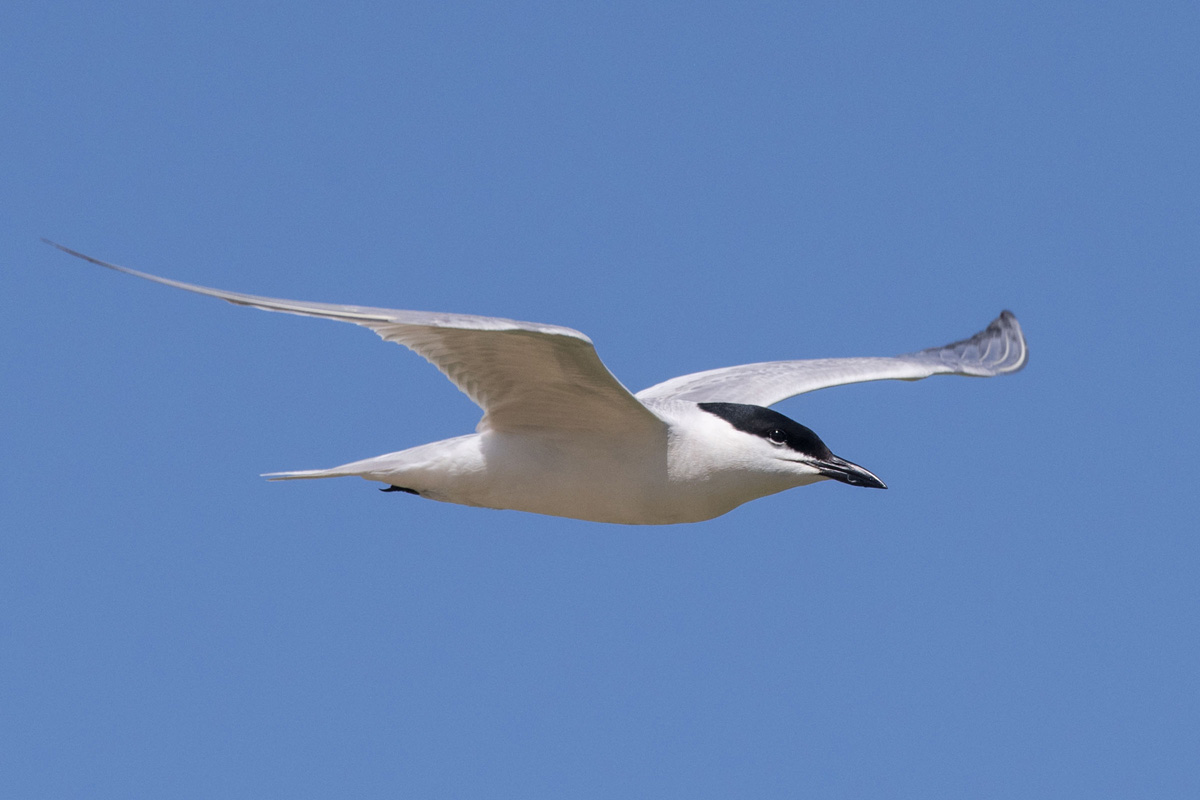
[45,241,1027,525]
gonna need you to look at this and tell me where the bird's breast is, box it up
[458,430,676,523]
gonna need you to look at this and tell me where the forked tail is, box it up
[262,467,359,482]
[261,449,421,483]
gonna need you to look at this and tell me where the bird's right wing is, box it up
[45,241,664,437]
[636,311,1027,407]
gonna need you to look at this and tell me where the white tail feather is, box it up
[262,468,361,481]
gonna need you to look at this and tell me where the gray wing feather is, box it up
[636,311,1027,407]
[45,241,663,435]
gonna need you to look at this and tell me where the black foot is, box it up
[380,485,419,495]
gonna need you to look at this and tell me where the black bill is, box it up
[817,454,888,489]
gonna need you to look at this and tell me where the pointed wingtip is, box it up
[42,238,127,273]
[42,237,78,255]
[994,310,1028,374]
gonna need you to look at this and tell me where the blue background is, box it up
[4,1,1198,796]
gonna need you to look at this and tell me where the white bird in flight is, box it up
[45,241,1027,525]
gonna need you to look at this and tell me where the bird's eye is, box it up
[767,429,787,445]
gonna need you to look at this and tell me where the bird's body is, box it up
[283,401,831,525]
[45,241,1027,525]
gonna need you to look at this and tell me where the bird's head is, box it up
[696,402,887,489]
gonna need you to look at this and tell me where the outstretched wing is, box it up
[636,311,1027,407]
[45,241,663,436]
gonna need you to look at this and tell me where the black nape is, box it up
[698,401,833,460]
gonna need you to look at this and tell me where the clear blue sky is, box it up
[4,1,1198,796]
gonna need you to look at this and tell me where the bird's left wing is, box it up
[636,311,1027,407]
[45,241,664,436]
